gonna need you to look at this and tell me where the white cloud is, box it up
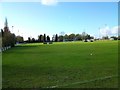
[100,26,111,36]
[100,25,119,36]
[41,0,58,6]
[111,26,120,34]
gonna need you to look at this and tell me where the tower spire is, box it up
[4,17,8,28]
[4,17,9,32]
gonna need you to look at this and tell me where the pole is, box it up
[99,27,101,40]
[12,26,14,33]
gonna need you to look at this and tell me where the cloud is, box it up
[41,0,58,6]
[100,25,120,36]
[100,26,111,36]
[111,26,120,34]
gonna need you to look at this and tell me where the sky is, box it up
[0,1,119,40]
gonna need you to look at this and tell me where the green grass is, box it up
[2,40,118,88]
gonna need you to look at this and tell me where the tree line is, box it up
[1,18,120,47]
[27,34,51,43]
[26,32,120,43]
[57,32,94,42]
[25,32,94,43]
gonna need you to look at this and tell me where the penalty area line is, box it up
[48,75,118,88]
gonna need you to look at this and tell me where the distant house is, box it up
[109,38,114,40]
[83,39,94,42]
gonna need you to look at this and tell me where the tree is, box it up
[47,35,50,42]
[2,32,10,47]
[38,35,40,42]
[75,34,82,41]
[52,35,56,41]
[68,33,75,41]
[82,32,86,40]
[10,33,16,47]
[110,36,118,40]
[55,34,58,42]
[59,35,64,42]
[28,37,31,43]
[64,34,69,41]
[102,36,109,40]
[32,38,35,42]
[90,36,94,39]
[1,29,4,37]
[85,34,91,40]
[16,35,24,43]
[38,35,43,42]
[2,31,16,47]
[43,34,46,42]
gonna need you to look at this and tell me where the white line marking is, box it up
[48,75,118,88]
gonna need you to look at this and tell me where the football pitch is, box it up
[2,40,118,88]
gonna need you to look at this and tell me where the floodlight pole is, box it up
[99,27,101,40]
[18,29,19,36]
[12,26,14,33]
[105,24,107,37]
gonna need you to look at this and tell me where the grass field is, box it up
[2,40,118,88]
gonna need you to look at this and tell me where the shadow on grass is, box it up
[2,64,118,88]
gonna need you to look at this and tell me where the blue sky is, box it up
[0,2,118,40]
